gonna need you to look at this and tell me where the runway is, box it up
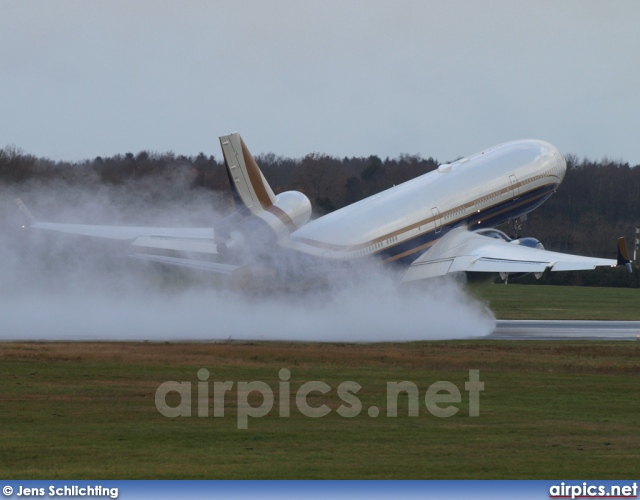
[490,320,640,340]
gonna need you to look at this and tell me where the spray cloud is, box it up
[0,180,495,342]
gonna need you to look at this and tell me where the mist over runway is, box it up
[0,184,497,343]
[2,186,635,345]
[0,284,497,343]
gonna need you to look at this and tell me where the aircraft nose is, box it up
[554,149,567,181]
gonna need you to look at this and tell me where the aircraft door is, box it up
[509,174,520,200]
[431,207,441,234]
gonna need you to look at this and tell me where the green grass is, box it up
[473,284,640,320]
[1,340,639,479]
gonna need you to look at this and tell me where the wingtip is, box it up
[617,237,633,273]
[14,197,36,225]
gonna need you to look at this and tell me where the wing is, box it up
[16,199,218,254]
[402,227,618,282]
[29,222,218,253]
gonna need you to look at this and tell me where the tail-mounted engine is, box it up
[215,132,312,256]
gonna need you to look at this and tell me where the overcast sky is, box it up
[1,0,639,164]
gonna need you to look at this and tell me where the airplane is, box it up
[15,133,632,288]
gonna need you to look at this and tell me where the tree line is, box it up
[1,145,638,287]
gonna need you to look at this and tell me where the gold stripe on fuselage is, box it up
[292,178,559,260]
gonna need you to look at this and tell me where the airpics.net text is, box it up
[155,369,484,429]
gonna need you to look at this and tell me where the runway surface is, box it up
[490,320,640,340]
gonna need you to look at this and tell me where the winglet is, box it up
[617,237,632,273]
[14,198,36,225]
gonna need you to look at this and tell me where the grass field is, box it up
[473,284,640,320]
[1,338,639,479]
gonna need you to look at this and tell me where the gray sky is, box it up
[1,0,639,164]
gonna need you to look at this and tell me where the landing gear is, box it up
[509,214,527,238]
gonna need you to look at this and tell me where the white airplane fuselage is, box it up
[285,139,566,264]
[22,132,625,284]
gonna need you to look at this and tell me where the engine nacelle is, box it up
[251,190,312,243]
[511,237,544,250]
[473,230,546,281]
[215,190,312,257]
[501,237,545,281]
[271,191,312,232]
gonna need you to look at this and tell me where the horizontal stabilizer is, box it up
[132,254,241,274]
[132,236,218,254]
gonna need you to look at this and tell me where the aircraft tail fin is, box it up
[617,237,633,273]
[219,133,276,215]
